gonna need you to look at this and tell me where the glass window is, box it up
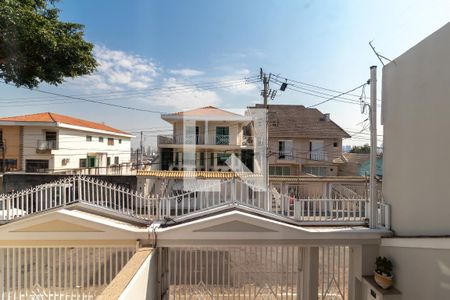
[107,157,111,166]
[99,137,104,142]
[269,166,291,176]
[215,127,229,145]
[217,153,231,166]
[108,138,114,145]
[86,135,92,142]
[302,166,327,176]
[119,139,122,144]
[199,152,205,166]
[114,156,119,164]
[45,131,57,141]
[79,158,87,168]
[278,140,293,159]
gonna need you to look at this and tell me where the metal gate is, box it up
[166,246,303,299]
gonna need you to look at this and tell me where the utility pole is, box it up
[260,68,270,204]
[140,131,144,169]
[369,65,378,229]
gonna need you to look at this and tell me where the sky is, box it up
[1,0,450,149]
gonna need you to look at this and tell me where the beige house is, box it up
[157,106,254,172]
[249,104,350,177]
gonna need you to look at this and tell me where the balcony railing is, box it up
[0,176,389,229]
[158,134,253,146]
[36,140,57,151]
[308,151,329,161]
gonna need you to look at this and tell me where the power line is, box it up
[306,82,368,108]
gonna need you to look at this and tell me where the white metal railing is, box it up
[278,151,294,160]
[308,151,328,161]
[44,163,137,176]
[157,134,253,146]
[159,178,368,224]
[0,177,381,226]
[0,246,136,299]
[37,140,57,151]
[0,176,157,222]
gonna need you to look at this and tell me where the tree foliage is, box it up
[349,144,370,153]
[0,0,97,88]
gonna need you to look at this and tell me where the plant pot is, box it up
[374,271,393,289]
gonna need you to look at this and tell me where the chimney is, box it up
[323,113,330,121]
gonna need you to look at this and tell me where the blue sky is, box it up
[1,0,450,148]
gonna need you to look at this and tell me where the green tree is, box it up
[0,0,97,88]
[349,144,371,153]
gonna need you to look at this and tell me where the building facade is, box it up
[249,104,350,177]
[0,112,132,172]
[157,106,254,172]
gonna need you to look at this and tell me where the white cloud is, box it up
[67,45,158,91]
[149,78,222,110]
[169,68,205,77]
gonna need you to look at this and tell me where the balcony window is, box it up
[119,139,122,144]
[216,127,229,145]
[107,157,111,166]
[199,152,205,166]
[185,126,199,144]
[303,166,327,176]
[278,140,293,159]
[217,153,231,166]
[108,138,114,146]
[86,135,92,142]
[79,158,87,168]
[269,166,291,176]
[99,137,104,142]
[114,156,119,165]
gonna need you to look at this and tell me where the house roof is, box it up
[250,104,350,139]
[0,112,131,136]
[161,106,251,122]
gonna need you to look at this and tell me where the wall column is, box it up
[302,246,319,300]
[348,244,379,300]
[204,120,209,145]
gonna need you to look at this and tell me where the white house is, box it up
[0,112,133,172]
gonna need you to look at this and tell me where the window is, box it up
[199,152,205,166]
[278,140,293,159]
[25,160,49,172]
[210,152,214,167]
[99,137,104,142]
[114,156,119,164]
[108,138,114,146]
[86,135,92,142]
[302,166,327,176]
[333,142,338,147]
[215,127,229,145]
[217,153,231,166]
[0,130,3,149]
[119,139,122,144]
[269,166,291,176]
[45,131,57,141]
[0,159,17,171]
[107,157,111,166]
[79,158,87,168]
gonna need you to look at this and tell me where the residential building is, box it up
[250,104,350,177]
[379,22,450,299]
[157,106,254,172]
[0,112,132,172]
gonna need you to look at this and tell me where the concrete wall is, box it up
[119,251,158,300]
[2,173,139,194]
[382,22,450,235]
[0,126,21,170]
[381,245,450,299]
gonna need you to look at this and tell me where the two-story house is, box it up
[250,104,350,177]
[0,112,133,172]
[157,106,254,172]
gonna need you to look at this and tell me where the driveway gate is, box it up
[166,246,303,299]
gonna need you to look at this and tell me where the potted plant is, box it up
[374,256,393,289]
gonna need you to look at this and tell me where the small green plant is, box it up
[375,256,393,277]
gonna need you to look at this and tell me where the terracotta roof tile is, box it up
[0,112,130,135]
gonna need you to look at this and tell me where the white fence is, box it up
[0,176,388,227]
[0,246,136,299]
[0,176,156,222]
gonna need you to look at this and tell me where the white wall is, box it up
[119,251,158,300]
[381,244,450,299]
[21,126,131,171]
[382,22,450,235]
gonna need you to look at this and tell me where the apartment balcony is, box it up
[36,140,57,154]
[277,150,332,163]
[158,134,253,148]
